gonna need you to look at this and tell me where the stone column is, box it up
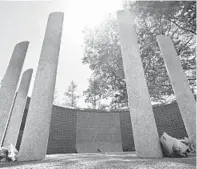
[157,35,196,145]
[117,10,162,157]
[2,69,33,147]
[18,12,64,161]
[0,41,29,145]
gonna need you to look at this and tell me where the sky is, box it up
[0,0,124,108]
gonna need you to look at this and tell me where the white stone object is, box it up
[117,10,163,157]
[3,69,33,147]
[157,35,196,146]
[18,12,64,161]
[0,41,29,145]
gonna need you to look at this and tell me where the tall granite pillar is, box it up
[117,10,162,157]
[157,35,196,145]
[2,69,33,147]
[18,12,64,161]
[0,41,29,145]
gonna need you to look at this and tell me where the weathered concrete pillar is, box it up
[157,35,196,145]
[2,69,33,147]
[0,41,29,145]
[18,12,64,161]
[117,10,162,157]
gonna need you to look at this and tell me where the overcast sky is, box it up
[0,0,123,107]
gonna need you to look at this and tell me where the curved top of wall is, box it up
[52,101,180,114]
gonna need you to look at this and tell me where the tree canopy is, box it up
[82,1,196,109]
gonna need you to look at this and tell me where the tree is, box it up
[127,1,196,101]
[64,81,79,108]
[82,1,196,108]
[83,78,102,109]
[83,18,128,108]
